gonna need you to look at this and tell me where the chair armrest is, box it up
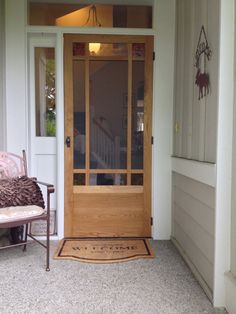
[31,179,55,215]
[31,178,55,194]
[35,180,55,194]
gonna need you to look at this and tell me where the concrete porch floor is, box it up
[0,240,226,314]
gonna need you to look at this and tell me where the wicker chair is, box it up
[0,150,54,271]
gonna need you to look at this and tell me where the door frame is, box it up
[28,35,57,211]
[64,34,153,237]
[22,0,175,241]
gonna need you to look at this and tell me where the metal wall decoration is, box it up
[194,25,212,100]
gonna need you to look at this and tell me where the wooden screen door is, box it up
[64,34,153,237]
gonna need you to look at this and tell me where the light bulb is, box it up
[89,43,101,54]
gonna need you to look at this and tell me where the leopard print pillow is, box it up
[0,176,45,209]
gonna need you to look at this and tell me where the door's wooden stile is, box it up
[64,36,74,236]
[85,46,90,185]
[143,37,154,233]
[127,43,132,185]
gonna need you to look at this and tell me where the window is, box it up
[28,3,152,29]
[35,47,56,137]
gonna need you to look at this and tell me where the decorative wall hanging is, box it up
[194,25,212,100]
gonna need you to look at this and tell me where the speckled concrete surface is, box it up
[0,241,226,314]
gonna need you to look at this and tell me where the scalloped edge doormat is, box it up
[54,238,155,263]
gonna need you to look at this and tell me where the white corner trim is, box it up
[172,157,216,187]
[55,32,64,240]
[213,0,234,307]
[225,272,236,314]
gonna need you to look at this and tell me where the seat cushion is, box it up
[0,205,45,223]
[0,176,45,209]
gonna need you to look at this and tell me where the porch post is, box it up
[214,0,235,308]
[152,0,176,239]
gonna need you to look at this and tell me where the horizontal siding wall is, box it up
[172,172,215,291]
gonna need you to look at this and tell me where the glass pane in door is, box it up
[89,60,128,169]
[132,61,145,169]
[90,173,127,185]
[73,60,86,169]
[131,174,143,185]
[89,43,128,57]
[74,173,85,185]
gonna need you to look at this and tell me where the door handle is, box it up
[65,136,71,147]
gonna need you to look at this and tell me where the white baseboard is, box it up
[225,271,236,314]
[31,235,59,241]
[171,236,213,301]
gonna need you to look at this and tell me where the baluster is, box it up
[115,136,120,169]
[109,143,111,168]
[103,133,105,162]
[94,125,96,156]
[98,126,101,158]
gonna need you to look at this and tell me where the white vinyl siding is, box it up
[172,172,215,291]
[173,0,219,163]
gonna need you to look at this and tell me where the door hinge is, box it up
[151,136,154,145]
[150,217,153,226]
[153,51,155,61]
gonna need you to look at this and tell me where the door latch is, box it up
[65,136,71,147]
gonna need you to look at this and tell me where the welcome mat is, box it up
[54,238,155,263]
